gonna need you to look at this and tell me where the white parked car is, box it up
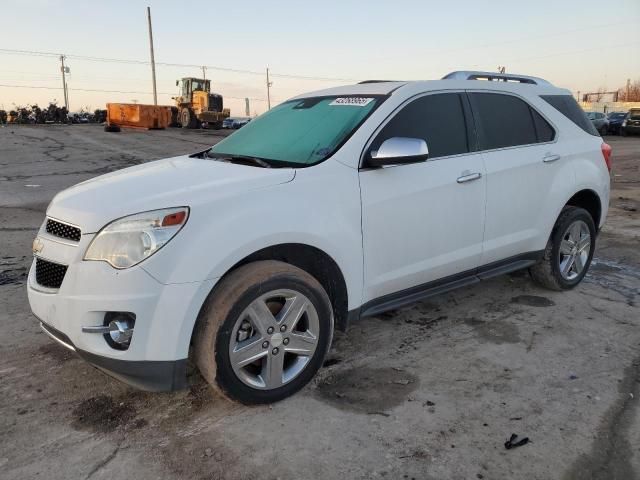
[28,71,611,404]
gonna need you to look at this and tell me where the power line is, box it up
[484,41,640,66]
[1,19,634,83]
[0,48,355,82]
[424,20,637,57]
[0,83,62,90]
[0,83,271,101]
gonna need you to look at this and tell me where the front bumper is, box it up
[27,227,216,391]
[40,321,187,391]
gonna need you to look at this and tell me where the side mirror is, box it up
[366,137,429,168]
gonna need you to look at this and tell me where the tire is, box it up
[194,260,334,404]
[104,124,120,132]
[170,107,180,127]
[180,108,197,129]
[621,128,627,137]
[599,125,607,136]
[530,206,596,291]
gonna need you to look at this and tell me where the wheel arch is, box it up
[189,243,350,355]
[230,243,350,331]
[564,189,602,229]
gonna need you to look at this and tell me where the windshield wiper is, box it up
[206,152,273,168]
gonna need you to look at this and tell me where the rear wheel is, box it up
[194,261,334,404]
[530,206,596,291]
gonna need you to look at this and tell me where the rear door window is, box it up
[468,92,540,150]
[370,93,470,159]
[540,95,599,136]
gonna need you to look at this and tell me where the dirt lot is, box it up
[0,125,639,480]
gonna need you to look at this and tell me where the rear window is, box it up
[540,95,599,136]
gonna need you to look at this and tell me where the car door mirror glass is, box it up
[367,137,429,167]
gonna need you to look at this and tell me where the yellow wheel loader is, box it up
[174,78,230,129]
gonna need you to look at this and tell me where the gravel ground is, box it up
[0,124,638,480]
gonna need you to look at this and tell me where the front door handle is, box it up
[457,172,482,183]
[543,153,561,163]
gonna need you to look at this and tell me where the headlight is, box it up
[622,120,627,127]
[84,207,189,269]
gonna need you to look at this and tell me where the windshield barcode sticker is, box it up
[329,97,374,107]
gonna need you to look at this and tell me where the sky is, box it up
[1,0,639,116]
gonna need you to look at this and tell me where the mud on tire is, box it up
[530,206,596,291]
[193,260,334,404]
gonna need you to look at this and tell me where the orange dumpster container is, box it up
[106,103,171,130]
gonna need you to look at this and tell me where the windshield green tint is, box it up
[209,96,382,165]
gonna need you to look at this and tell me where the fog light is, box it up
[104,312,135,350]
[109,318,134,345]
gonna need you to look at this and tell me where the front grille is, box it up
[35,258,68,289]
[46,219,81,242]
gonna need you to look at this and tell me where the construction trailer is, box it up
[104,103,172,131]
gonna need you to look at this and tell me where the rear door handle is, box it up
[543,153,561,163]
[457,172,482,183]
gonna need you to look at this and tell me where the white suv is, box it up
[28,71,611,404]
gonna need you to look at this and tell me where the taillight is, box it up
[601,142,612,172]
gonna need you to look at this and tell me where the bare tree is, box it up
[594,87,607,102]
[618,79,640,102]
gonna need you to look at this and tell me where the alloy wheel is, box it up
[228,289,319,390]
[558,220,591,280]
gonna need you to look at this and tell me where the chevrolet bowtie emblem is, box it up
[32,237,44,255]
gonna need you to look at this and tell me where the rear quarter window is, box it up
[540,95,599,136]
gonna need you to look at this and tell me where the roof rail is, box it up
[442,71,553,86]
[358,80,399,84]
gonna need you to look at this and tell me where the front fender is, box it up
[141,159,364,310]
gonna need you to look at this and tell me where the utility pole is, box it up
[266,67,273,110]
[626,78,631,101]
[59,55,69,111]
[201,66,207,80]
[147,6,158,105]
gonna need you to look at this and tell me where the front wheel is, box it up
[194,261,334,404]
[180,108,197,128]
[530,206,596,291]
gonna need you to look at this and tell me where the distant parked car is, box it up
[222,117,236,129]
[607,112,628,135]
[586,111,609,136]
[621,109,640,136]
[232,117,251,129]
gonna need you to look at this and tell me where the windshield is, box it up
[630,110,640,119]
[209,96,383,166]
[608,113,625,120]
[586,112,597,120]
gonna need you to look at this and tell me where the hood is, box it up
[47,155,295,233]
